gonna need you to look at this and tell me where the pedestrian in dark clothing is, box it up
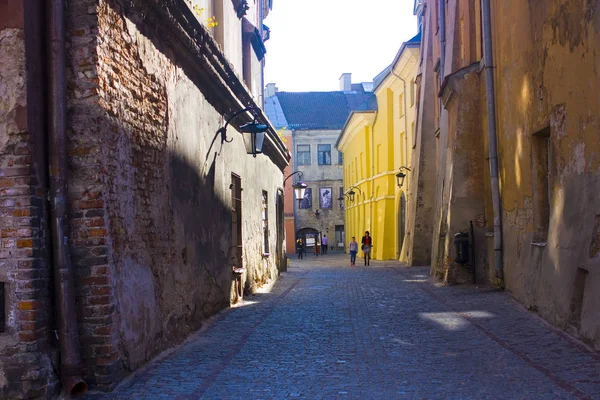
[322,235,328,254]
[361,231,373,266]
[296,238,304,259]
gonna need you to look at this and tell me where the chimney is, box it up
[265,82,278,98]
[339,73,352,92]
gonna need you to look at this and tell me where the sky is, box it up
[263,0,418,92]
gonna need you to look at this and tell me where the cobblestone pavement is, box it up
[86,254,600,399]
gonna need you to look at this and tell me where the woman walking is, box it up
[361,231,373,266]
[349,237,358,266]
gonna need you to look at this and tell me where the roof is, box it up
[266,89,377,131]
[264,95,288,129]
[373,32,422,92]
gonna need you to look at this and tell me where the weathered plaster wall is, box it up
[61,0,286,390]
[493,0,600,349]
[406,5,437,266]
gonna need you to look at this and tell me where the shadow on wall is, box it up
[66,0,267,385]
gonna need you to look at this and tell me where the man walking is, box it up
[322,235,328,254]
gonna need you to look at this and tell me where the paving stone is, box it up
[85,254,600,400]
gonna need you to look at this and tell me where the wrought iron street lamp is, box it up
[314,209,320,219]
[293,181,307,205]
[396,167,411,188]
[215,107,269,157]
[346,186,362,202]
[284,171,306,205]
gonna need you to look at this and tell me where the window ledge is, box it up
[531,242,547,247]
[262,253,270,258]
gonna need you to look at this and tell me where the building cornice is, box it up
[129,0,290,170]
[336,111,376,151]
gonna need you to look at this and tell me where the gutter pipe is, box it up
[390,70,409,174]
[439,0,446,78]
[481,0,504,279]
[48,0,87,394]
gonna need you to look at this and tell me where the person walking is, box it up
[322,235,328,255]
[361,231,373,266]
[349,237,358,266]
[296,238,304,259]
[314,239,320,257]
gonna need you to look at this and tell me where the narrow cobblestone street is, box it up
[86,255,600,400]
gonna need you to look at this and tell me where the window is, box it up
[410,79,415,106]
[231,174,242,268]
[339,187,344,209]
[299,188,312,209]
[532,127,551,243]
[399,93,404,117]
[318,144,332,165]
[297,144,311,165]
[338,151,343,165]
[262,191,269,253]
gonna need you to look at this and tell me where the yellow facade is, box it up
[337,44,420,261]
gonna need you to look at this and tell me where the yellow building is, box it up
[336,34,420,261]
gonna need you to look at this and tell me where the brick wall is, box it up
[0,1,59,398]
[1,0,287,395]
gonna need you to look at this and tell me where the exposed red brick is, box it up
[88,228,108,237]
[96,352,119,365]
[89,296,111,306]
[94,325,112,336]
[17,300,41,311]
[79,200,104,209]
[91,286,111,296]
[17,239,33,248]
[12,208,31,217]
[0,178,14,187]
[80,276,110,286]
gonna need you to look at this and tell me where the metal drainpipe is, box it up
[48,0,88,394]
[369,112,379,254]
[390,70,409,170]
[439,0,446,79]
[481,0,503,279]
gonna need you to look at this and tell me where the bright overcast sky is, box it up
[264,0,418,92]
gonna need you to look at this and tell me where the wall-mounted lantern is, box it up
[284,171,306,205]
[396,167,411,188]
[293,181,307,205]
[314,209,320,219]
[346,186,362,202]
[215,107,269,158]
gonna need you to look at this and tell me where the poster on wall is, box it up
[305,233,316,247]
[320,187,332,209]
[300,188,312,209]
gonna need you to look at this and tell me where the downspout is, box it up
[369,113,378,256]
[481,0,504,279]
[439,0,446,79]
[48,0,87,394]
[390,70,409,171]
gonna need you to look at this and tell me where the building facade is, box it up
[412,0,600,349]
[337,36,421,262]
[266,76,375,254]
[0,0,289,398]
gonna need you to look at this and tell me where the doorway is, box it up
[276,189,284,270]
[397,192,406,259]
[231,173,243,297]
